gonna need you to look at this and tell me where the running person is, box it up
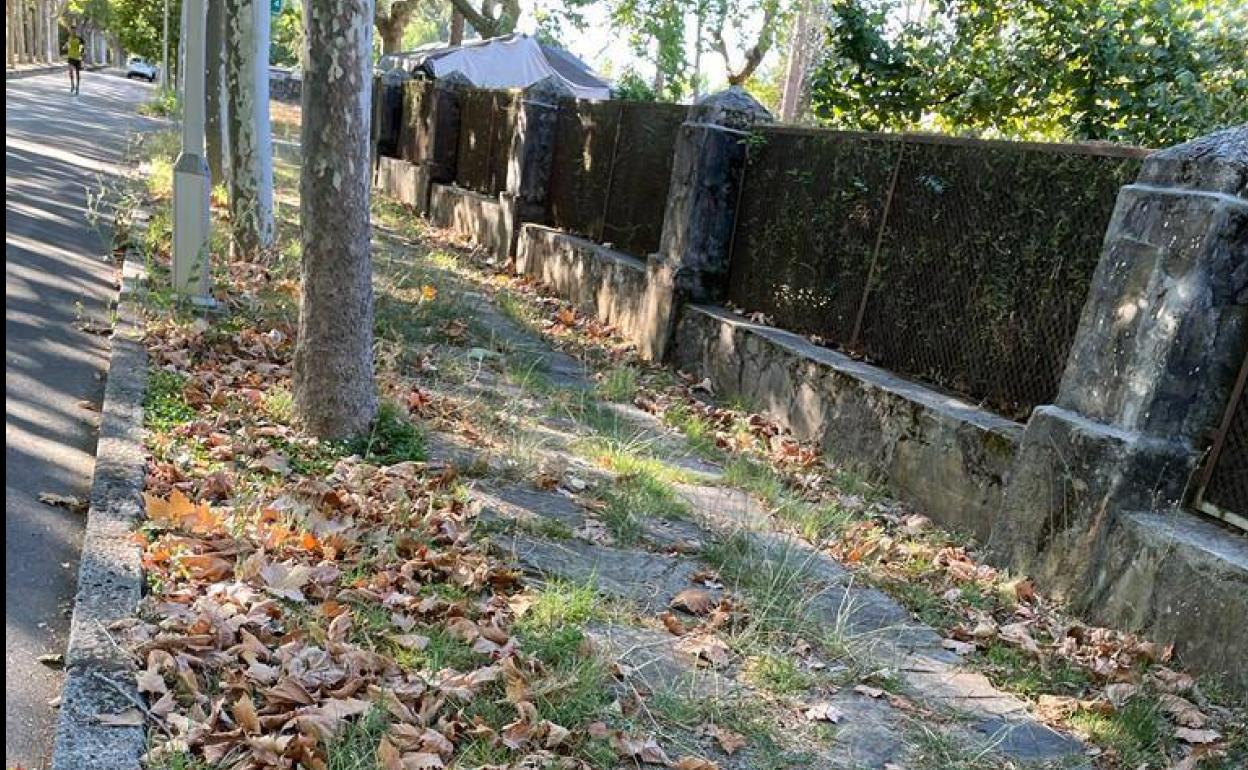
[65,32,84,94]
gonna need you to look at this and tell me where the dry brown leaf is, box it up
[95,708,145,726]
[659,611,687,635]
[854,684,885,698]
[259,561,313,602]
[39,492,88,513]
[675,634,731,667]
[805,702,844,723]
[401,752,445,769]
[445,616,479,643]
[377,737,404,770]
[941,638,977,655]
[1174,727,1221,744]
[703,724,746,755]
[1103,683,1138,709]
[233,693,261,735]
[999,622,1041,655]
[612,734,671,765]
[1159,694,1208,728]
[135,667,167,695]
[389,634,431,650]
[671,588,714,616]
[674,758,720,770]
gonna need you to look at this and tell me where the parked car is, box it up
[126,56,158,82]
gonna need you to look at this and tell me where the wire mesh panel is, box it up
[727,127,900,344]
[600,103,687,257]
[857,138,1142,417]
[455,89,515,195]
[1197,357,1248,527]
[547,100,687,259]
[726,128,1145,419]
[548,101,623,246]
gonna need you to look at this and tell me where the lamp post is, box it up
[172,0,212,303]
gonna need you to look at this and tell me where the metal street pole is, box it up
[161,0,169,90]
[172,0,212,302]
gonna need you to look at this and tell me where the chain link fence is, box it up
[454,89,516,195]
[546,99,687,259]
[727,126,1147,419]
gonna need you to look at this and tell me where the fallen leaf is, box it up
[135,667,167,695]
[1159,694,1207,728]
[389,634,431,650]
[1103,683,1138,709]
[675,634,731,667]
[402,752,445,769]
[1174,727,1220,744]
[703,724,746,755]
[233,693,260,734]
[377,737,403,770]
[854,684,885,698]
[674,758,719,770]
[999,622,1041,655]
[39,493,88,513]
[805,702,844,723]
[95,708,145,726]
[36,653,64,668]
[941,638,977,655]
[259,561,313,602]
[612,734,671,765]
[671,589,714,616]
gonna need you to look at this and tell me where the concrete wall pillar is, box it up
[989,125,1247,604]
[637,87,772,360]
[500,76,569,262]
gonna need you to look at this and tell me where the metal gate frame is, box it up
[1192,352,1248,532]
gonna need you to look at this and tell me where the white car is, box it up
[126,56,158,82]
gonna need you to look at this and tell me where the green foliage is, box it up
[811,0,1248,146]
[348,401,426,464]
[111,0,181,72]
[271,1,303,67]
[612,69,661,101]
[145,369,196,432]
[139,89,180,118]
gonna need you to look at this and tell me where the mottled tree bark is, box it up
[224,0,274,257]
[293,0,378,439]
[205,0,228,185]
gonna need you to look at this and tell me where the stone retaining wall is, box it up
[515,224,650,344]
[428,182,509,257]
[672,304,1022,540]
[376,156,432,214]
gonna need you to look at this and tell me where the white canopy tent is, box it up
[380,34,612,101]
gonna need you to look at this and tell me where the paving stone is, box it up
[475,484,587,532]
[587,623,733,698]
[497,532,702,612]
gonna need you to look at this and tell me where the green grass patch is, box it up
[745,652,814,695]
[349,401,425,465]
[325,707,390,770]
[144,368,196,432]
[598,469,690,544]
[978,642,1090,698]
[723,457,853,542]
[595,366,639,403]
[662,402,721,459]
[1070,693,1172,770]
[262,386,295,424]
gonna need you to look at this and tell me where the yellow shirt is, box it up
[67,37,83,59]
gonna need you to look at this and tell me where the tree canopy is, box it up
[809,0,1248,146]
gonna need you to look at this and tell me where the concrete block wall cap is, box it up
[380,68,412,85]
[689,85,773,130]
[523,75,576,101]
[1138,124,1248,198]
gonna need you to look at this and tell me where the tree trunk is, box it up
[205,0,228,185]
[378,15,403,54]
[293,0,378,439]
[778,1,810,122]
[449,9,464,45]
[224,0,274,257]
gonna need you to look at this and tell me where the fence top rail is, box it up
[757,123,1154,160]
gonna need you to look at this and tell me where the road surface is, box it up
[6,70,156,769]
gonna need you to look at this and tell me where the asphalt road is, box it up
[6,70,156,769]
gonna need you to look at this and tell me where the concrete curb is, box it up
[6,64,65,80]
[50,238,150,770]
[6,63,106,80]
